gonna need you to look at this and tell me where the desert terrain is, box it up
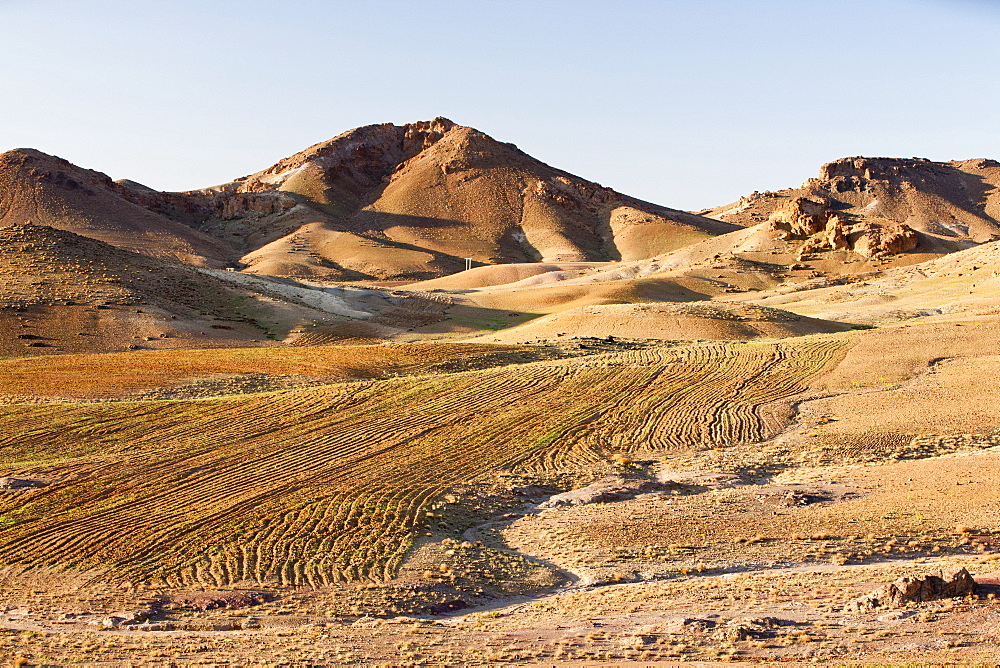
[1,120,1000,665]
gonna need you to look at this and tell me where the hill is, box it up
[190,118,739,280]
[475,301,852,344]
[0,120,742,282]
[703,156,1000,250]
[740,238,1000,324]
[396,156,1000,320]
[9,133,999,292]
[0,148,234,266]
[0,222,333,356]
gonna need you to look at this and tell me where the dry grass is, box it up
[0,341,548,400]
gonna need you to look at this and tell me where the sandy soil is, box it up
[475,301,851,344]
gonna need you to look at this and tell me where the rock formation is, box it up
[767,196,834,239]
[844,568,977,612]
[710,155,1000,249]
[768,196,919,258]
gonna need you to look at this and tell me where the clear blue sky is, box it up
[2,0,999,210]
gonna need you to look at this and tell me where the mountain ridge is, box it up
[0,119,740,280]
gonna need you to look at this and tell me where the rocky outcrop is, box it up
[843,219,919,257]
[769,196,919,258]
[817,156,943,186]
[844,568,976,612]
[532,175,621,212]
[768,196,833,239]
[712,155,1000,245]
[207,191,298,220]
[813,216,919,258]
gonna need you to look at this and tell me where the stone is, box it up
[0,478,46,490]
[712,616,783,641]
[160,590,272,611]
[844,568,976,612]
[662,617,715,634]
[424,599,468,615]
[767,196,832,239]
[539,476,690,508]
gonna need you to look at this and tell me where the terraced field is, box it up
[0,336,849,588]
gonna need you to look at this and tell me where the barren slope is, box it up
[476,302,852,343]
[705,156,1000,243]
[0,222,329,356]
[739,239,1000,324]
[194,118,739,280]
[0,148,234,266]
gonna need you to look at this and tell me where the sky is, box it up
[1,0,999,211]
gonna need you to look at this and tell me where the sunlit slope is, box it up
[739,239,1000,324]
[0,149,233,266]
[0,222,276,356]
[475,302,851,343]
[204,119,738,280]
[0,337,847,588]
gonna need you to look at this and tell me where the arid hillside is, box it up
[0,120,741,282]
[703,156,1000,253]
[0,148,234,267]
[0,221,595,355]
[399,158,1000,323]
[0,222,347,356]
[739,238,1000,324]
[194,118,739,280]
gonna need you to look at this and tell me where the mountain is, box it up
[0,148,234,267]
[0,121,742,282]
[189,117,740,280]
[5,128,1000,309]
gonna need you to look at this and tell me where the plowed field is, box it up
[0,337,848,587]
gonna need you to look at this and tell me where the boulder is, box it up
[768,196,832,239]
[539,476,688,508]
[661,617,715,634]
[844,568,976,612]
[712,616,784,641]
[0,477,46,490]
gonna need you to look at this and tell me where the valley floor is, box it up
[0,318,999,665]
